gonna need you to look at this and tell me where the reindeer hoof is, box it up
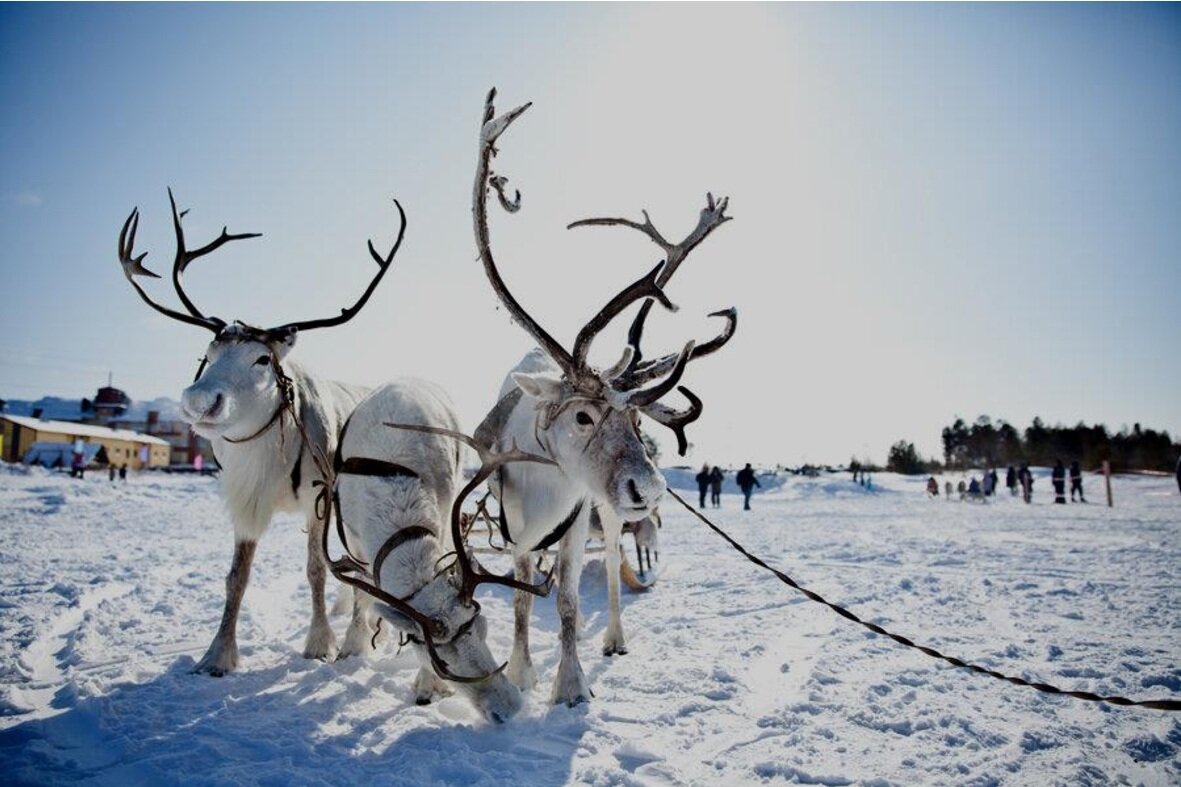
[193,643,239,677]
[303,622,339,662]
[602,643,629,657]
[415,696,433,706]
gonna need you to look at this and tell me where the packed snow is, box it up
[1,463,1178,785]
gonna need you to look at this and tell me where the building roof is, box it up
[1,414,171,447]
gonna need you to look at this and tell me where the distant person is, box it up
[1069,460,1085,503]
[1019,463,1033,504]
[988,468,999,497]
[1051,460,1066,504]
[71,451,84,479]
[957,479,967,501]
[968,476,982,500]
[695,465,710,508]
[736,463,760,510]
[850,460,861,485]
[119,464,127,482]
[944,480,953,500]
[1006,466,1018,496]
[982,470,995,497]
[926,476,939,497]
[109,464,116,482]
[709,466,724,508]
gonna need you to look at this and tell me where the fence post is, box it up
[1103,460,1113,508]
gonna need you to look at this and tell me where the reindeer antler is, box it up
[569,194,737,383]
[268,198,407,335]
[473,89,577,377]
[384,421,559,606]
[167,188,262,326]
[473,89,736,457]
[117,195,244,334]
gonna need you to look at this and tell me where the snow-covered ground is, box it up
[1,464,1178,785]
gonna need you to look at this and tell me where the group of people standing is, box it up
[696,463,762,510]
[928,461,1088,504]
[696,465,725,508]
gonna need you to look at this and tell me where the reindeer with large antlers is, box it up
[471,90,737,705]
[116,190,403,675]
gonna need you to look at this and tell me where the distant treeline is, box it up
[935,416,1179,472]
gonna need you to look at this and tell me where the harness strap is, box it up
[290,451,302,500]
[532,498,585,551]
[372,525,436,583]
[338,456,420,479]
[223,398,287,444]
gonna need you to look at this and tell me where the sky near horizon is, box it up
[1,3,1178,467]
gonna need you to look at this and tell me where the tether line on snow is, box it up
[666,487,1181,712]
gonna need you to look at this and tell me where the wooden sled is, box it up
[462,495,662,591]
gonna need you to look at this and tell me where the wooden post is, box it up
[1103,460,1113,508]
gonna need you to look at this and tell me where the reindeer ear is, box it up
[512,372,563,403]
[266,327,298,361]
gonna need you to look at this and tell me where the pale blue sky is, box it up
[2,3,1178,466]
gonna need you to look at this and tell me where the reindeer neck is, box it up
[497,391,587,532]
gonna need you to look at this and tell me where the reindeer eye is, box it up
[254,355,270,366]
[575,411,594,427]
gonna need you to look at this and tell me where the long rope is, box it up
[665,488,1181,712]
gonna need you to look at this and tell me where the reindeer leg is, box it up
[302,513,338,662]
[338,584,381,660]
[506,552,538,690]
[636,539,645,579]
[194,539,257,676]
[330,581,354,618]
[551,512,592,706]
[600,509,628,656]
[411,644,453,705]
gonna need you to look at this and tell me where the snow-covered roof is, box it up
[1,415,171,447]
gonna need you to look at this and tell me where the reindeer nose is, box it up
[627,478,646,506]
[204,393,224,419]
[182,388,226,423]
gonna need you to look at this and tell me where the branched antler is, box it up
[118,201,230,334]
[269,198,407,335]
[118,189,405,341]
[569,193,736,378]
[472,89,737,457]
[168,188,261,324]
[641,386,703,456]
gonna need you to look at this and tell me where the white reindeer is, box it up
[116,191,404,675]
[325,381,548,721]
[470,90,737,705]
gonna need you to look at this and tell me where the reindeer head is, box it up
[378,572,525,724]
[117,189,404,442]
[473,89,737,521]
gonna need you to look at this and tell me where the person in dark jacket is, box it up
[1069,460,1086,502]
[1006,466,1018,496]
[1051,460,1066,504]
[709,466,724,508]
[1018,463,1033,504]
[695,465,710,508]
[736,463,760,510]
